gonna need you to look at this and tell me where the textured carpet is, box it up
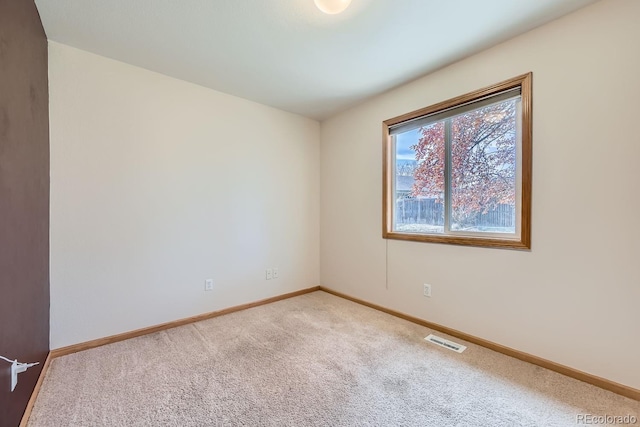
[29,291,639,426]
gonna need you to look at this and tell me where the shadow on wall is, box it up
[0,0,50,426]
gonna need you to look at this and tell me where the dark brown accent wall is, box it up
[0,0,50,425]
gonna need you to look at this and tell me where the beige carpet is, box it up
[29,291,639,426]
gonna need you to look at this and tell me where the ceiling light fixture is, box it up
[314,0,352,15]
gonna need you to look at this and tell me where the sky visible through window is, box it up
[396,129,420,161]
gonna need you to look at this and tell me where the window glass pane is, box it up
[450,98,518,234]
[393,122,445,234]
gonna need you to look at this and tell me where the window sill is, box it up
[382,230,530,250]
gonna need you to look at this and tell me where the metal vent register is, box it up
[425,334,467,353]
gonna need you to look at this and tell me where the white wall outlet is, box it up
[272,268,279,279]
[423,284,432,297]
[204,279,214,291]
[266,269,273,280]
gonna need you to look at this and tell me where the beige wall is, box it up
[49,42,320,349]
[320,0,640,389]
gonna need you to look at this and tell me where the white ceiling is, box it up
[35,0,597,120]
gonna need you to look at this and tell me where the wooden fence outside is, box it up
[395,198,515,228]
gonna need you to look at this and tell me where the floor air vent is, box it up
[425,334,467,353]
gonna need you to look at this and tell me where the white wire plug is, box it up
[1,355,40,391]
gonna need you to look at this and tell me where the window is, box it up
[383,73,532,249]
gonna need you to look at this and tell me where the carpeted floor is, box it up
[29,291,639,426]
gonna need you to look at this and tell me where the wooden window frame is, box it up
[382,73,532,249]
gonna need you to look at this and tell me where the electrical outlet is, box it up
[266,269,273,280]
[205,279,214,291]
[272,268,279,279]
[423,284,432,297]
